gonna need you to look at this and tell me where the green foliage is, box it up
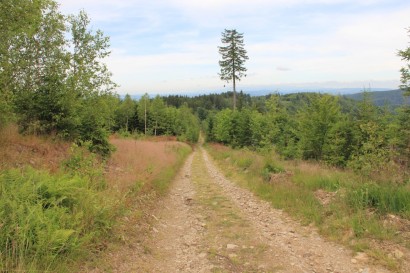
[347,93,392,175]
[293,172,342,192]
[322,118,356,167]
[398,28,410,96]
[62,142,105,189]
[261,161,285,181]
[0,167,115,271]
[175,105,200,143]
[235,157,254,170]
[395,106,410,166]
[77,95,116,157]
[0,92,14,128]
[297,94,342,160]
[151,144,192,195]
[0,1,118,156]
[344,89,409,109]
[212,108,234,144]
[114,94,136,132]
[131,94,200,142]
[204,90,409,181]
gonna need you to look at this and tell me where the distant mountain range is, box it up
[126,88,410,108]
[342,89,410,107]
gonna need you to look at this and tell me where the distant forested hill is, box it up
[343,89,410,107]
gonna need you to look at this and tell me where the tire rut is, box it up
[88,147,394,273]
[142,152,212,272]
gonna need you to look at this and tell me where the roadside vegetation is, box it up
[0,126,192,272]
[0,1,198,271]
[199,30,410,269]
[206,144,409,270]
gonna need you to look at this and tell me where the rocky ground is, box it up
[85,147,395,273]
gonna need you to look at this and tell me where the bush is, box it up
[261,161,285,181]
[62,142,105,189]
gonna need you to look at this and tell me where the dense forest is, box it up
[164,91,410,178]
[344,89,410,108]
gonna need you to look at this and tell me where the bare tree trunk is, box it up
[233,63,236,110]
[144,97,147,135]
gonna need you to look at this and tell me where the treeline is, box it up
[0,0,199,156]
[113,94,200,143]
[163,90,410,177]
[163,91,252,118]
[204,92,410,179]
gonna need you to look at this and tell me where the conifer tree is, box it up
[218,29,248,110]
[397,27,410,165]
[398,28,410,96]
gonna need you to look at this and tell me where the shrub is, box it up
[261,161,285,181]
[62,142,105,189]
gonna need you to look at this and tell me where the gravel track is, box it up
[85,147,393,273]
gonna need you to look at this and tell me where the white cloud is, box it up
[57,0,410,94]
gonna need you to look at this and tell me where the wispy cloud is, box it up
[58,0,410,94]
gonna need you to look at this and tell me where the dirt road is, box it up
[91,147,392,273]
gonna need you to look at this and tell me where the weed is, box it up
[235,157,253,170]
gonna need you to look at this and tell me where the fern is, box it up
[0,167,115,271]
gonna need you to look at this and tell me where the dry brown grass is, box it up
[0,125,70,172]
[105,138,189,193]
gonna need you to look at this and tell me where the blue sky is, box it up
[58,0,410,95]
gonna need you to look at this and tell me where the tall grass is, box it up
[152,144,192,195]
[347,183,410,217]
[206,143,410,269]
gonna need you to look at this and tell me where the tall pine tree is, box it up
[218,29,248,110]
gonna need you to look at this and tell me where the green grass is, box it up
[152,144,192,195]
[293,172,343,191]
[205,143,410,269]
[347,183,410,217]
